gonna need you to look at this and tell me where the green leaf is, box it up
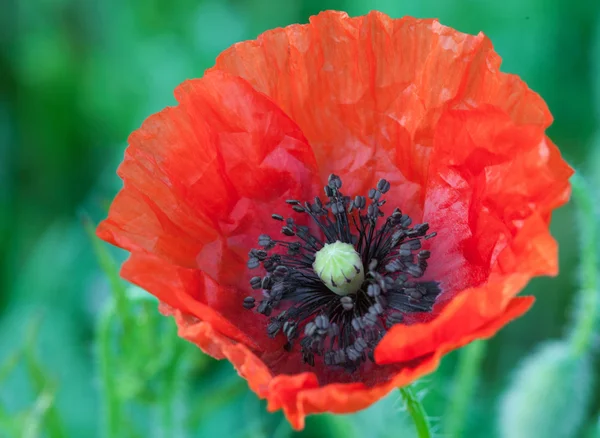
[0,349,22,385]
[23,319,66,438]
[22,389,57,438]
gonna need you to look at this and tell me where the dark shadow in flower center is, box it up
[243,174,441,371]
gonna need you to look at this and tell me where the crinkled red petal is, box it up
[98,9,573,429]
[168,296,533,430]
[98,70,321,350]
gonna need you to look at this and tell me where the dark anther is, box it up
[330,202,340,215]
[377,179,391,193]
[363,313,378,326]
[328,174,342,189]
[406,288,423,300]
[292,205,305,213]
[315,314,329,331]
[263,256,278,272]
[385,260,403,273]
[352,317,364,331]
[243,296,256,309]
[288,242,301,255]
[367,283,381,297]
[247,258,260,269]
[304,321,317,337]
[340,296,354,310]
[405,264,424,278]
[281,226,295,236]
[250,276,262,289]
[258,234,275,250]
[273,265,289,279]
[243,174,441,371]
[400,215,412,227]
[267,319,283,337]
[354,338,368,352]
[256,300,272,316]
[418,250,431,259]
[354,196,366,209]
[261,276,273,290]
[346,346,360,361]
[400,239,421,251]
[283,321,298,340]
[253,249,268,260]
[303,351,315,366]
[369,259,378,271]
[398,248,412,257]
[386,312,404,328]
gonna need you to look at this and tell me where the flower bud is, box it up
[499,341,593,438]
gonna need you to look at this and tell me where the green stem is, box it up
[569,173,599,356]
[83,216,133,335]
[444,340,487,437]
[97,302,121,438]
[399,385,432,438]
[158,362,179,437]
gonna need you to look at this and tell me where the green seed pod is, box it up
[313,241,364,296]
[499,341,594,438]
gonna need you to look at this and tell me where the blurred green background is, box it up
[2,0,600,437]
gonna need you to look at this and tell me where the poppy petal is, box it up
[420,107,571,305]
[121,250,308,353]
[171,296,533,430]
[211,11,555,219]
[97,9,573,429]
[375,107,571,364]
[98,70,321,290]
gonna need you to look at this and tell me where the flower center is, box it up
[312,241,364,296]
[242,174,441,370]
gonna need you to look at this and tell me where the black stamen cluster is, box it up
[243,174,441,370]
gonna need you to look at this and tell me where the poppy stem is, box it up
[97,302,121,438]
[569,173,599,356]
[443,340,487,437]
[398,385,432,438]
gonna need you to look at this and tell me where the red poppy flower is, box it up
[97,11,572,430]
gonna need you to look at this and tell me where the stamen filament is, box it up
[243,175,441,370]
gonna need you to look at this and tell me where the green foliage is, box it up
[0,321,66,438]
[499,341,593,438]
[499,172,600,438]
[444,341,487,437]
[3,0,600,437]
